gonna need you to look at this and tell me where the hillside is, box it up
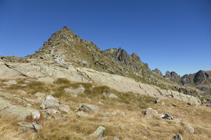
[0,26,211,139]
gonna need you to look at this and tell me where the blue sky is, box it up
[0,0,211,76]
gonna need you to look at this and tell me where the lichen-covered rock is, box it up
[90,126,106,139]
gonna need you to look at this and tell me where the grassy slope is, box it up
[0,78,211,140]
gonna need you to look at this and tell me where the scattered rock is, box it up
[59,104,72,114]
[40,95,59,109]
[105,112,117,117]
[142,108,158,117]
[35,92,46,97]
[154,99,160,104]
[90,126,106,139]
[79,104,99,113]
[162,112,174,120]
[76,111,88,117]
[98,101,104,105]
[3,80,17,85]
[108,93,119,99]
[55,57,65,63]
[114,137,120,140]
[18,122,41,132]
[64,87,85,97]
[173,134,183,140]
[187,126,194,134]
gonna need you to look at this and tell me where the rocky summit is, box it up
[0,26,211,139]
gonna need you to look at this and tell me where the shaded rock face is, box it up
[165,71,180,83]
[152,68,163,76]
[194,70,206,84]
[181,74,192,86]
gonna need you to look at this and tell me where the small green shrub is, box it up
[54,78,71,85]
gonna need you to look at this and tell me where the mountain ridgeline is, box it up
[2,26,210,105]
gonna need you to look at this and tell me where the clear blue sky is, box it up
[0,0,211,76]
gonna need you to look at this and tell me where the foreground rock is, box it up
[90,126,106,140]
[173,134,183,140]
[0,97,39,118]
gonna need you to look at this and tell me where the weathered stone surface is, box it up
[173,134,183,140]
[79,104,99,113]
[37,77,54,84]
[142,108,158,117]
[40,95,59,109]
[90,126,106,139]
[0,62,201,105]
[18,122,41,132]
[0,97,39,119]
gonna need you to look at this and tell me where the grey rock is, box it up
[108,93,119,99]
[34,92,46,97]
[79,103,99,113]
[162,112,174,120]
[59,104,72,114]
[3,80,17,85]
[194,70,206,84]
[76,111,88,117]
[64,87,85,97]
[187,126,194,133]
[173,134,183,140]
[40,95,59,109]
[91,126,106,139]
[142,108,158,117]
[114,137,120,140]
[152,68,163,76]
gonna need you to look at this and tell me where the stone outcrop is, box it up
[152,68,163,76]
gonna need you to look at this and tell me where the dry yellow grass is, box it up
[0,78,211,140]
